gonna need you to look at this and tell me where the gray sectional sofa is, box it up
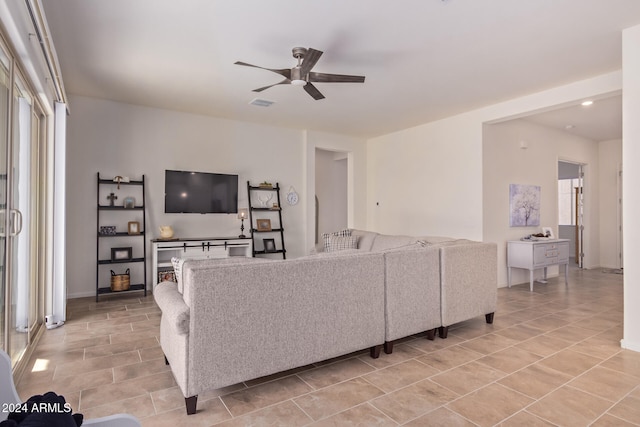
[154,230,497,414]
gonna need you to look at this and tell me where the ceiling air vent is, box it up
[249,98,275,107]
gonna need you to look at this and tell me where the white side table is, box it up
[507,239,570,291]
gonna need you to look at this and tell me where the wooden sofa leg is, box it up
[485,312,495,324]
[164,355,169,365]
[425,329,436,340]
[384,341,394,354]
[370,345,382,359]
[185,395,198,415]
[438,326,449,339]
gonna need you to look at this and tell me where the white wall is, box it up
[622,25,640,352]
[367,114,483,239]
[315,149,348,239]
[66,96,366,297]
[599,139,623,269]
[483,119,600,287]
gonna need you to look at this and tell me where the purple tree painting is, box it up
[510,184,540,227]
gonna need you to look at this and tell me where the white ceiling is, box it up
[41,0,640,139]
[523,94,622,141]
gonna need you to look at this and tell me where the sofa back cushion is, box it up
[370,234,417,252]
[350,229,379,251]
[182,257,274,307]
[416,236,459,245]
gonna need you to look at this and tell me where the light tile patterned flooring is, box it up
[16,266,640,426]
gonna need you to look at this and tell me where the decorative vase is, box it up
[159,226,174,239]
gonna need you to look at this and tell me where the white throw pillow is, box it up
[322,229,351,252]
[171,257,186,294]
[325,234,359,252]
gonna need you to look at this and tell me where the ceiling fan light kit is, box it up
[235,47,365,100]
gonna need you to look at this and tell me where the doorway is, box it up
[315,149,348,243]
[558,161,584,268]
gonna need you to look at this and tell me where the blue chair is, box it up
[1,350,141,426]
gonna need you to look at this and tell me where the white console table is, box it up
[507,239,570,291]
[151,237,252,290]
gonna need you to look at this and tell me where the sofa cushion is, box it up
[379,241,427,253]
[298,248,361,260]
[322,229,351,252]
[181,257,275,307]
[325,234,359,252]
[417,236,459,245]
[370,234,417,252]
[171,257,186,294]
[350,229,379,251]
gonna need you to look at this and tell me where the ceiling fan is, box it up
[235,47,365,100]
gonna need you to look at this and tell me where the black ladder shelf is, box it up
[247,181,286,259]
[96,173,148,301]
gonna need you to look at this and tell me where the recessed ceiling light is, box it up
[581,100,593,106]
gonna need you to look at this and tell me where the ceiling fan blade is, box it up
[303,82,325,100]
[309,72,365,83]
[253,79,291,92]
[235,61,292,79]
[299,48,323,76]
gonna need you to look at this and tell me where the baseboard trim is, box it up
[67,289,152,300]
[67,290,99,299]
[621,339,640,353]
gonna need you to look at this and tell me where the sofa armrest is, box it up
[154,282,190,336]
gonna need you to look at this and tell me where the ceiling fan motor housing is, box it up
[290,66,304,83]
[292,47,308,59]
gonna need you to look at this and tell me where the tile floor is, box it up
[16,266,640,426]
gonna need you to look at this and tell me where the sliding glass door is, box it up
[0,37,45,366]
[0,41,8,357]
[8,74,36,364]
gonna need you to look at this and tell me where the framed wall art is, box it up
[111,247,132,261]
[256,219,272,231]
[128,221,140,235]
[263,238,276,252]
[509,184,540,227]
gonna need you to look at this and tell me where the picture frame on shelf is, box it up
[256,219,272,231]
[263,238,276,253]
[158,270,176,283]
[541,226,554,239]
[111,247,132,261]
[128,221,140,235]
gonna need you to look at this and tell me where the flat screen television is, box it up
[164,169,238,214]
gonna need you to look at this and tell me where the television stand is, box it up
[151,237,252,291]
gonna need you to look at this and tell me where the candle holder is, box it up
[237,208,248,238]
